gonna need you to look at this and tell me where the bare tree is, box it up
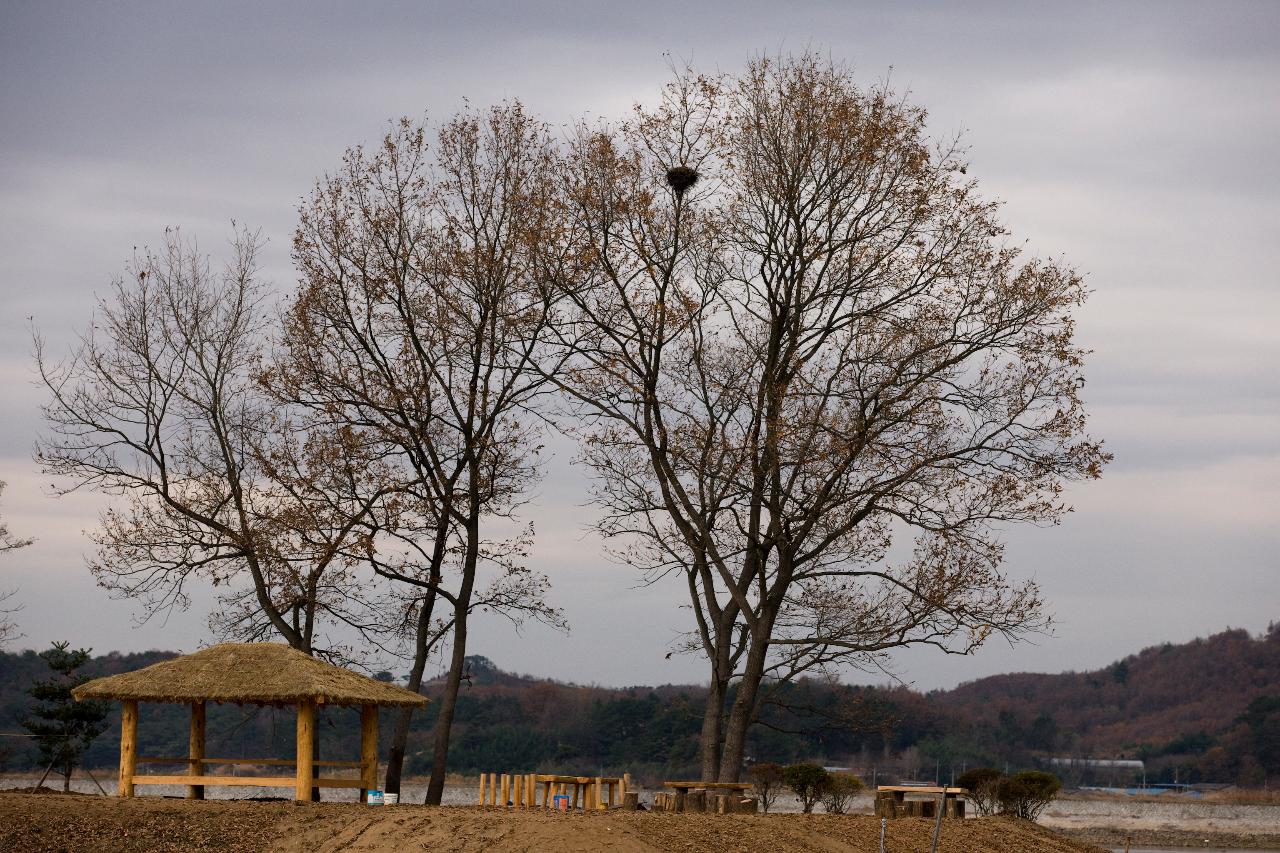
[283,104,566,802]
[34,229,395,661]
[0,480,33,645]
[551,55,1108,780]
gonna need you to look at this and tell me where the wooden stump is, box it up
[686,790,706,813]
[622,791,639,811]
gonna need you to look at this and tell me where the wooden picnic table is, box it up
[657,780,757,814]
[874,785,968,819]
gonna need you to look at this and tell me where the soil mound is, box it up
[0,794,1105,853]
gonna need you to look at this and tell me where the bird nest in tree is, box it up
[665,166,699,195]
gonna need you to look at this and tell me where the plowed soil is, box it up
[0,792,1105,853]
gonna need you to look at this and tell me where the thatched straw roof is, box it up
[72,643,428,708]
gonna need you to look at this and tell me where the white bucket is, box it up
[384,793,399,806]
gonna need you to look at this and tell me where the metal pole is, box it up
[81,765,110,796]
[929,793,945,853]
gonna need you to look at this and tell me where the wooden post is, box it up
[118,700,137,798]
[295,700,316,802]
[489,773,498,806]
[186,700,205,800]
[360,705,378,803]
[501,774,510,806]
[594,777,603,810]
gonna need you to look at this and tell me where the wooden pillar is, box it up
[359,705,378,803]
[118,700,137,798]
[594,777,603,810]
[478,773,487,806]
[186,701,205,800]
[295,700,316,802]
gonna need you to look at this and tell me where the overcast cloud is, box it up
[1,0,1276,691]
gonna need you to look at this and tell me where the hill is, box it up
[933,625,1280,784]
[1,626,1276,786]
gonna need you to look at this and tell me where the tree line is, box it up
[24,53,1106,797]
[3,632,1276,789]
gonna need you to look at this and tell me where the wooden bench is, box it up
[874,785,967,819]
[132,755,370,796]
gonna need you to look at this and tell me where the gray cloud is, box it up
[1,0,1276,689]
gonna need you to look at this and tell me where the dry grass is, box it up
[73,643,427,708]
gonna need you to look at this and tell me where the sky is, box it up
[0,0,1277,692]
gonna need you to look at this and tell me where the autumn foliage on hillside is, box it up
[935,626,1280,784]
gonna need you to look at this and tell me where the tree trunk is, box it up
[717,629,771,781]
[699,676,725,781]
[384,587,438,795]
[424,604,469,804]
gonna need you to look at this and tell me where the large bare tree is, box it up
[551,55,1108,780]
[282,104,566,802]
[34,229,395,661]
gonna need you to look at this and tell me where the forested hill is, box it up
[937,626,1280,755]
[925,626,1280,784]
[1,627,1276,786]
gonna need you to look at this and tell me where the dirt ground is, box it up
[0,792,1104,853]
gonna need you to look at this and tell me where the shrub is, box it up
[748,762,785,813]
[996,770,1061,820]
[782,763,831,814]
[956,767,1003,816]
[822,772,865,814]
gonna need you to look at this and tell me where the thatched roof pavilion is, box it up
[74,643,427,801]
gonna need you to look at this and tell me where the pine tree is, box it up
[22,642,109,791]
